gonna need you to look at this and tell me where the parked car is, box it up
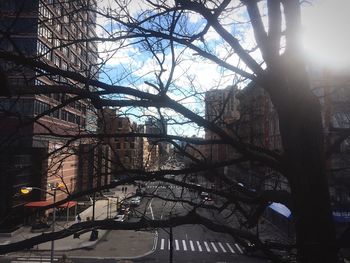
[113,214,125,222]
[130,196,141,206]
[200,192,212,201]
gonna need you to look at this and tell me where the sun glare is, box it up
[302,0,350,69]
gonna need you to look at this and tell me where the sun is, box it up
[302,0,350,69]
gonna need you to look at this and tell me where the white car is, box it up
[130,196,141,206]
[114,214,125,222]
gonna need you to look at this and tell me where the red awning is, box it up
[24,201,52,207]
[24,201,77,209]
[58,201,77,209]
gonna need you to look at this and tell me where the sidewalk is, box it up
[0,185,155,256]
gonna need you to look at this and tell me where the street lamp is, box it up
[20,183,64,263]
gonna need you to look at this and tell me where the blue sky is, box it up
[95,0,350,137]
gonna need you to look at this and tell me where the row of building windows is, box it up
[37,38,89,73]
[0,99,86,126]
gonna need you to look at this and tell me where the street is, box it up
[2,171,268,263]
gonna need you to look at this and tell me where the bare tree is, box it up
[1,1,350,262]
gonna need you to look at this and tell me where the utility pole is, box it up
[50,188,56,263]
[169,213,173,263]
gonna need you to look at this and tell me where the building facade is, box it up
[0,0,99,228]
[234,66,350,226]
[204,85,240,163]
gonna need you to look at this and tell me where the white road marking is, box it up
[14,257,58,262]
[168,239,170,250]
[218,242,227,253]
[160,238,165,250]
[226,243,235,253]
[211,242,219,252]
[189,240,195,251]
[182,240,187,251]
[175,239,179,250]
[197,241,202,252]
[235,243,244,253]
[204,241,211,252]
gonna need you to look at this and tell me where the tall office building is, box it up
[0,0,99,228]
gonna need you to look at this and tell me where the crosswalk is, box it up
[11,257,59,262]
[147,184,183,190]
[157,238,244,254]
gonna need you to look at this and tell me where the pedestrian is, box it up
[122,186,124,193]
[75,213,81,223]
[125,186,127,193]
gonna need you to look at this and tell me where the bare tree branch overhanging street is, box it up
[1,1,350,263]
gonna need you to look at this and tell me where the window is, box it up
[61,60,68,71]
[76,115,80,125]
[61,109,68,121]
[34,100,50,115]
[68,112,75,123]
[53,38,60,48]
[38,25,52,42]
[62,47,69,57]
[51,108,60,118]
[53,53,60,67]
[37,41,51,60]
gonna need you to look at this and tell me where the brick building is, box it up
[0,0,99,228]
[204,85,240,163]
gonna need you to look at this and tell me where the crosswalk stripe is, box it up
[175,239,179,250]
[196,241,202,252]
[17,258,58,261]
[226,243,235,253]
[204,241,211,252]
[182,240,187,251]
[211,242,219,252]
[13,258,58,262]
[235,243,244,254]
[189,240,195,251]
[160,238,165,250]
[158,238,241,254]
[218,242,227,253]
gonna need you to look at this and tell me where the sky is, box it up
[302,0,350,69]
[95,0,350,137]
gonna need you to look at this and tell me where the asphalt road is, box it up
[3,174,269,263]
[134,178,268,263]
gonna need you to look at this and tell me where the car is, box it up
[166,174,175,179]
[130,196,141,206]
[113,214,125,222]
[200,192,212,201]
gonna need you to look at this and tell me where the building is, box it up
[0,0,99,229]
[97,108,143,173]
[204,85,240,163]
[234,66,350,233]
[143,117,170,170]
[183,136,206,167]
[203,85,241,185]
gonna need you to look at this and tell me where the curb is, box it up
[66,230,158,260]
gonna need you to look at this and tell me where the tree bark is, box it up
[265,56,337,262]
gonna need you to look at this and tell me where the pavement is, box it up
[0,185,156,258]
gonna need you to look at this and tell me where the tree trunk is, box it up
[267,62,337,262]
